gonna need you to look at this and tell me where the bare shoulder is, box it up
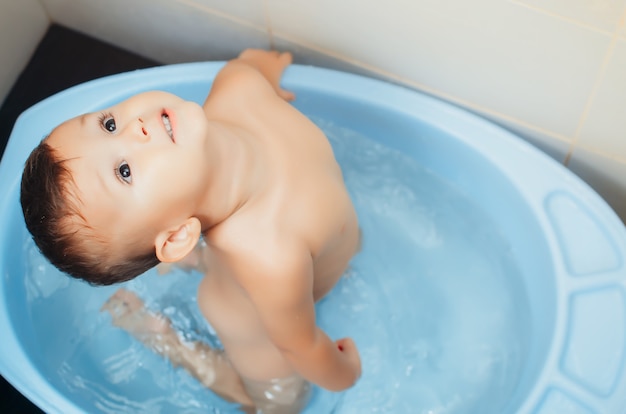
[211,216,313,294]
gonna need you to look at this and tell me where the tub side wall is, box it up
[23,0,626,221]
[0,0,49,107]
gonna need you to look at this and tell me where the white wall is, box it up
[0,0,49,106]
[29,0,626,220]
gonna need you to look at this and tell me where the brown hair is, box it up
[20,140,159,285]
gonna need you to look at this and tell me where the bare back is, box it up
[196,60,360,382]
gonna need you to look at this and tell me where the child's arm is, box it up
[204,49,295,112]
[235,49,295,101]
[101,289,254,408]
[239,252,362,391]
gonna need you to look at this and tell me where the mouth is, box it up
[161,111,175,143]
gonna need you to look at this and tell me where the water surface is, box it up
[24,117,530,413]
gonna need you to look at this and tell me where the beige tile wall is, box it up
[31,0,626,219]
[0,0,49,107]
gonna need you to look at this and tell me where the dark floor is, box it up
[0,24,159,413]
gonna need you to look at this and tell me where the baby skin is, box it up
[102,288,255,410]
[53,49,362,412]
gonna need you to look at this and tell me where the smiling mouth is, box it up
[162,112,174,142]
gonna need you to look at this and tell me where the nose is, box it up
[133,117,150,142]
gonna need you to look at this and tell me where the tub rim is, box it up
[1,62,625,414]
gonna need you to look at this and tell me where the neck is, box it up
[196,121,264,232]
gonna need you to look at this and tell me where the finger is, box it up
[336,338,352,352]
[279,52,293,65]
[279,89,296,101]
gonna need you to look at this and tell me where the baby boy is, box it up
[20,49,361,413]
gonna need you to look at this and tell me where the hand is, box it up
[237,49,296,101]
[336,337,362,385]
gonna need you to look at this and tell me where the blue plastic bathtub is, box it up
[1,63,625,414]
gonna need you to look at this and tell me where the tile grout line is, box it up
[34,0,53,23]
[175,0,266,32]
[260,0,276,50]
[563,6,626,166]
[507,0,613,37]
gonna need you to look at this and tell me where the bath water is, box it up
[23,117,530,413]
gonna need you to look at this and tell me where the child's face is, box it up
[47,91,210,251]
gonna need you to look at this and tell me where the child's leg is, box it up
[242,375,312,414]
[101,289,253,409]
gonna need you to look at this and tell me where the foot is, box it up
[101,288,173,338]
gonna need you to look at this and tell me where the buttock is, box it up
[242,374,311,414]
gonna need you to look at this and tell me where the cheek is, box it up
[135,146,205,213]
[143,153,201,199]
[180,102,209,142]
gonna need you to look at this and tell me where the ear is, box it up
[154,217,202,263]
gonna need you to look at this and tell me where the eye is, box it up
[115,161,132,184]
[99,112,116,133]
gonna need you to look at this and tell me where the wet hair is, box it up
[20,140,160,285]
